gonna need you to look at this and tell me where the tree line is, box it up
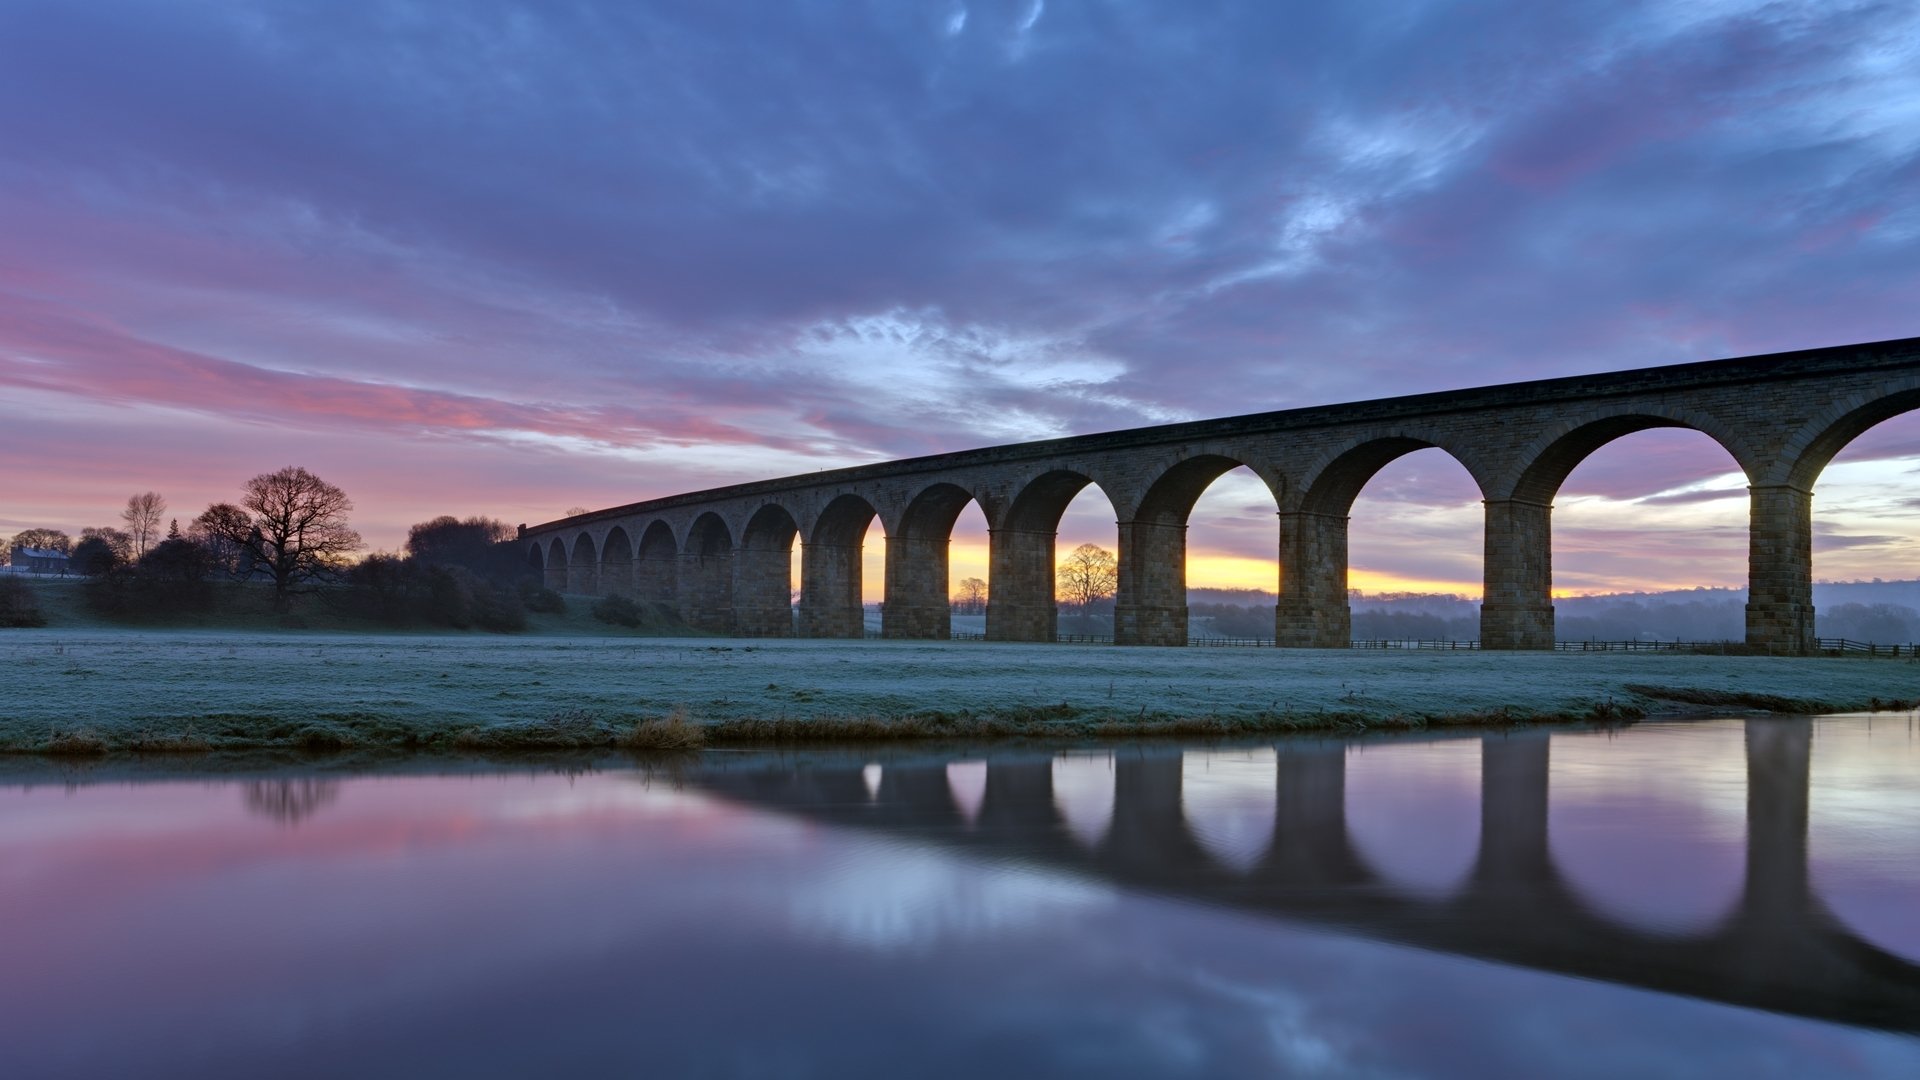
[6,467,567,631]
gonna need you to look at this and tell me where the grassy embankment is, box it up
[3,581,1916,757]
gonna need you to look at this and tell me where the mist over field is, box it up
[1185,581,1920,643]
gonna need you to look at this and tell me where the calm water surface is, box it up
[2,716,1917,1078]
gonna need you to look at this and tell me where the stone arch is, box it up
[1282,436,1488,648]
[1344,739,1483,899]
[991,470,1119,642]
[1752,380,1920,653]
[1507,410,1756,505]
[1001,469,1109,533]
[544,537,569,593]
[600,526,634,598]
[802,493,882,638]
[737,503,800,637]
[635,520,678,611]
[1492,409,1752,650]
[680,512,733,633]
[1778,380,1920,491]
[1298,435,1489,516]
[1135,454,1276,524]
[885,482,988,639]
[568,533,599,595]
[526,541,545,583]
[1119,454,1282,646]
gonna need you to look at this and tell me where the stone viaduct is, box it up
[520,336,1920,653]
[690,721,1920,1033]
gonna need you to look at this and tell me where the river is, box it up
[2,715,1916,1077]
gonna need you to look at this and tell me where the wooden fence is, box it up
[913,631,1919,656]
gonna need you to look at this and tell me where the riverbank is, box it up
[3,630,1916,756]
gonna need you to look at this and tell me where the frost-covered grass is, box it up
[1,629,1915,755]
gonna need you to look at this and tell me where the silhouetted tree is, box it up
[196,467,361,610]
[79,526,133,563]
[121,492,167,558]
[952,576,988,615]
[190,503,255,579]
[70,534,126,576]
[404,515,519,577]
[1057,543,1117,614]
[8,529,71,556]
[134,537,216,610]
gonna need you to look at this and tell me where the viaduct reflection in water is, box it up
[691,719,1920,1033]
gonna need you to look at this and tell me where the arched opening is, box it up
[1052,751,1115,849]
[946,761,987,826]
[1288,439,1482,648]
[1345,740,1481,898]
[600,527,633,598]
[885,482,985,639]
[1181,747,1276,872]
[568,534,598,596]
[991,471,1118,642]
[1346,449,1484,645]
[526,542,545,585]
[1123,457,1279,646]
[1547,723,1746,935]
[1538,427,1749,645]
[1798,400,1920,646]
[635,521,678,616]
[681,513,733,633]
[1180,464,1282,644]
[861,517,886,634]
[802,494,880,638]
[737,504,799,637]
[544,537,568,594]
[950,502,990,637]
[1810,716,1920,962]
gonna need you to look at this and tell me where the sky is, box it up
[2,0,1917,597]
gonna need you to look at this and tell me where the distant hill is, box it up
[1187,580,1920,643]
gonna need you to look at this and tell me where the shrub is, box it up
[342,555,420,625]
[470,580,528,632]
[518,579,567,614]
[422,566,477,629]
[69,535,124,577]
[0,578,46,627]
[592,593,643,627]
[84,538,219,618]
[623,711,705,751]
[338,558,529,631]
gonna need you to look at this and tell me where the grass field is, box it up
[3,622,1916,756]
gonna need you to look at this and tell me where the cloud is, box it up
[1,0,1917,577]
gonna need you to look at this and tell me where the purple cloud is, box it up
[1,0,1916,574]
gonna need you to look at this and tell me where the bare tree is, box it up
[953,576,988,615]
[242,779,341,825]
[1057,543,1117,614]
[8,529,71,556]
[79,526,134,562]
[121,492,167,557]
[71,528,132,575]
[190,503,256,579]
[197,467,361,609]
